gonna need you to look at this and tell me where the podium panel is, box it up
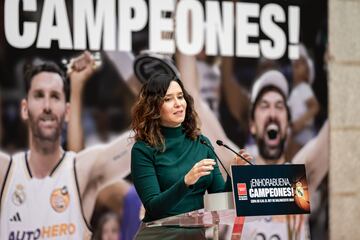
[135,209,310,240]
[135,165,311,239]
[135,209,240,240]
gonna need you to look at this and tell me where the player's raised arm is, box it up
[67,51,99,152]
[292,120,329,193]
[105,51,142,96]
[74,131,133,221]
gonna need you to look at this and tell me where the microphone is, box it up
[216,140,254,165]
[200,139,231,178]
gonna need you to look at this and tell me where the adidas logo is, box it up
[10,212,21,222]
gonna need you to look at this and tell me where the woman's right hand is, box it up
[184,159,216,187]
[232,149,254,165]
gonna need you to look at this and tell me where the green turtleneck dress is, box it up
[131,126,231,222]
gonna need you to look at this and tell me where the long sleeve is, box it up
[131,127,230,222]
[131,142,193,221]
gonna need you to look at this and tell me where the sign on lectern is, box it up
[231,164,310,216]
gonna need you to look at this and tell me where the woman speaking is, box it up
[131,74,251,222]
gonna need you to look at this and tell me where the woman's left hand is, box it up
[231,149,254,165]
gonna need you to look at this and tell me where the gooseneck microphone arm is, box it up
[216,140,254,165]
[200,139,231,178]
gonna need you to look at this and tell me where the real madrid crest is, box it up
[12,184,26,206]
[295,182,304,197]
[50,186,70,213]
[293,181,310,211]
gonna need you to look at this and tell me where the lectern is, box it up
[135,192,241,240]
[135,164,311,240]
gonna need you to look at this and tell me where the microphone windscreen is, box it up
[216,140,223,146]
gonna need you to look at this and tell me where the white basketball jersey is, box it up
[241,215,310,240]
[0,151,91,240]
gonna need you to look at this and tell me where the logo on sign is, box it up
[294,181,310,211]
[237,183,248,201]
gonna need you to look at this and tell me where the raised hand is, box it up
[67,51,100,91]
[66,51,100,152]
[184,159,216,186]
[232,149,254,165]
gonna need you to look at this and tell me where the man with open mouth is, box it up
[239,69,329,240]
[249,70,290,165]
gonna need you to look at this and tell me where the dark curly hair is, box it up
[131,74,200,150]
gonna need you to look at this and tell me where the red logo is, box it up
[237,183,247,196]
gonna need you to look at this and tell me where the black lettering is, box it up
[9,231,15,240]
[26,231,34,240]
[15,230,25,240]
[33,229,41,240]
[8,230,42,240]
